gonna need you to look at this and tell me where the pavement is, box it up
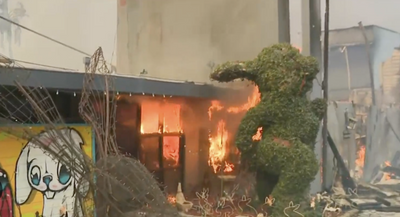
[358,211,399,216]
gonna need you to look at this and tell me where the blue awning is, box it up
[0,67,234,99]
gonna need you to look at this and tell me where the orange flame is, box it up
[292,44,302,53]
[355,145,365,177]
[224,161,234,173]
[140,101,182,166]
[226,88,261,114]
[208,120,229,173]
[252,127,263,141]
[384,161,393,180]
[167,195,176,204]
[208,100,224,120]
[140,101,182,134]
[207,87,261,173]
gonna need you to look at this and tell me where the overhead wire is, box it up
[12,58,79,71]
[0,52,78,71]
[0,13,209,84]
[0,15,91,56]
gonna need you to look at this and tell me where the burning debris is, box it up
[301,133,400,216]
[354,144,366,180]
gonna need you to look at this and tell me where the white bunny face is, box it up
[15,128,85,205]
[26,146,74,199]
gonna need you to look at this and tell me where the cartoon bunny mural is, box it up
[15,128,90,217]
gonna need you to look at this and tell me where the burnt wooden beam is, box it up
[179,134,185,192]
[356,202,383,210]
[358,182,399,198]
[327,132,357,190]
[374,196,391,207]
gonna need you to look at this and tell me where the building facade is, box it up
[117,0,289,87]
[327,25,400,104]
[0,0,295,215]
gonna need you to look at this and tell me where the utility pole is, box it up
[278,0,291,43]
[302,0,323,193]
[358,22,376,106]
[322,0,330,190]
[303,0,322,99]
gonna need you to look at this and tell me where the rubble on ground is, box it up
[316,165,400,217]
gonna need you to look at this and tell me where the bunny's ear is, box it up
[66,128,89,196]
[15,142,33,205]
[68,128,84,148]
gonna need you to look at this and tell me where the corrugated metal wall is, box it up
[310,101,358,193]
[312,103,400,190]
[363,106,400,183]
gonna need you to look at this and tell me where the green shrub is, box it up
[210,43,326,216]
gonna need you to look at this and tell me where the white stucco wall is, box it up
[117,0,284,85]
[0,0,116,71]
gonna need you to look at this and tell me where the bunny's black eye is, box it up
[57,163,71,185]
[30,166,41,186]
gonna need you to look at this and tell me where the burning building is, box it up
[115,85,260,196]
[0,66,261,198]
[114,0,289,198]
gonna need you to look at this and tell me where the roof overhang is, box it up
[0,67,235,99]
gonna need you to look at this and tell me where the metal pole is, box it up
[322,0,330,190]
[303,0,323,99]
[301,0,311,56]
[358,22,377,106]
[303,0,323,194]
[310,0,323,99]
[278,0,291,43]
[340,46,352,90]
[309,0,322,67]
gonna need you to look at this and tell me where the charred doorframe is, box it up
[137,100,186,191]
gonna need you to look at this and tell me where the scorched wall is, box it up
[117,0,286,86]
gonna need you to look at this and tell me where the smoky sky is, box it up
[290,0,400,46]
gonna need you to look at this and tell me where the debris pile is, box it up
[314,164,400,216]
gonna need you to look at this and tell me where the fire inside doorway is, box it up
[116,97,187,195]
[115,86,261,199]
[139,100,185,194]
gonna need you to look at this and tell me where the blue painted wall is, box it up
[328,27,400,101]
[328,45,369,100]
